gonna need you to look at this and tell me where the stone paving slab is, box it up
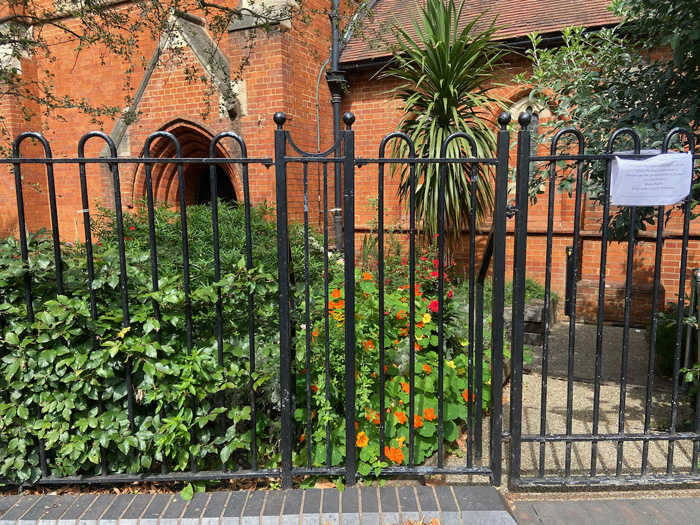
[0,486,515,525]
[510,497,700,524]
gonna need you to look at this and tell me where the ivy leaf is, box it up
[181,483,194,501]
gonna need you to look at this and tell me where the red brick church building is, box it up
[1,0,697,321]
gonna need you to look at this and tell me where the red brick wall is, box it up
[340,53,700,324]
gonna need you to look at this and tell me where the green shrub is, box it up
[0,201,498,484]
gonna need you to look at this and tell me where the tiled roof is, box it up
[340,0,619,65]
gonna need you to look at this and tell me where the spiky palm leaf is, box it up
[382,0,505,242]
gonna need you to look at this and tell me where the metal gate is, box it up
[508,112,700,488]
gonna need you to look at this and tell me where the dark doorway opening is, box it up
[194,165,237,205]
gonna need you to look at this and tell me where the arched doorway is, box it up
[194,165,237,205]
[133,120,240,208]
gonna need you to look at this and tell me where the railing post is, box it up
[342,112,357,486]
[274,112,293,489]
[509,112,531,488]
[490,112,511,486]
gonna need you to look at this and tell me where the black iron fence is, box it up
[1,111,699,490]
[508,112,700,487]
[0,111,510,488]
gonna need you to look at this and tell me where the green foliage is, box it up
[517,0,700,239]
[0,202,307,483]
[382,0,505,243]
[0,201,500,484]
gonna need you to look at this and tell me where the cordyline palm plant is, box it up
[382,0,505,244]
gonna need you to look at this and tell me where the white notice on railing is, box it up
[610,152,693,206]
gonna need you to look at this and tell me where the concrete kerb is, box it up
[0,486,516,525]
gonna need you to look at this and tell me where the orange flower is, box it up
[356,432,369,448]
[366,410,380,425]
[312,329,319,338]
[414,415,423,428]
[401,382,410,394]
[335,299,345,308]
[363,340,375,350]
[300,434,306,443]
[331,288,342,298]
[424,408,437,421]
[311,384,319,394]
[394,411,407,424]
[396,310,407,320]
[422,364,432,373]
[362,272,373,280]
[462,389,475,403]
[385,446,405,464]
[328,300,336,310]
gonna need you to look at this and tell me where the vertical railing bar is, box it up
[207,143,225,470]
[666,130,695,475]
[539,158,557,479]
[467,169,476,468]
[616,205,636,478]
[303,161,313,470]
[44,154,63,297]
[437,149,447,469]
[475,281,484,463]
[142,135,163,472]
[172,141,196,474]
[510,114,531,487]
[12,133,49,478]
[378,147,386,463]
[682,270,697,395]
[342,114,357,485]
[208,132,253,474]
[77,133,118,476]
[323,162,331,468]
[274,113,293,488]
[642,207,664,476]
[239,138,257,471]
[210,157,225,468]
[591,159,611,478]
[11,136,34,324]
[562,131,585,479]
[489,113,511,486]
[408,144,416,469]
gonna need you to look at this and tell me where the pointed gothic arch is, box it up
[132,120,241,208]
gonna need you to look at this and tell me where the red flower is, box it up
[430,271,438,278]
[447,289,454,299]
[129,226,136,231]
[428,300,439,313]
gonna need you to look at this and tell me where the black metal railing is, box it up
[4,111,697,491]
[0,111,510,488]
[508,113,700,488]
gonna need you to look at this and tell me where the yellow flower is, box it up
[422,313,431,324]
[446,361,456,369]
[397,436,406,449]
[117,326,130,339]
